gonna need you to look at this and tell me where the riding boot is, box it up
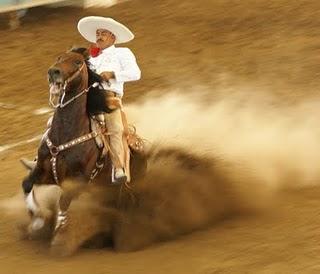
[114,167,127,184]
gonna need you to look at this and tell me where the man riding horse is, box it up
[20,17,147,246]
[79,16,141,184]
[24,16,141,184]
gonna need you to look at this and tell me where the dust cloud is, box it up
[127,87,320,189]
[103,87,320,250]
[2,86,320,253]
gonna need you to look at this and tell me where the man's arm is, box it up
[100,71,115,81]
[99,48,141,82]
[114,48,141,82]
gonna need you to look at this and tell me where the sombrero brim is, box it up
[77,16,134,44]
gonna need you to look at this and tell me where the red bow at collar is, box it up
[89,45,101,58]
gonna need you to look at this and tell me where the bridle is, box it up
[49,61,98,109]
[46,58,104,184]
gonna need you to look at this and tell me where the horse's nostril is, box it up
[53,69,60,75]
[48,67,62,81]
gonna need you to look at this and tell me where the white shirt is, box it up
[89,45,141,97]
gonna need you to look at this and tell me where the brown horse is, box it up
[21,47,147,249]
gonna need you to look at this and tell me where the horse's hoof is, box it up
[50,237,77,257]
[50,244,73,257]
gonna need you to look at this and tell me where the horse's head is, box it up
[48,48,89,108]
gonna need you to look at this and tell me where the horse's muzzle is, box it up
[48,67,63,84]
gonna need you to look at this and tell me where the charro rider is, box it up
[22,16,141,185]
[78,16,141,184]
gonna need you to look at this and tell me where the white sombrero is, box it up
[77,16,134,44]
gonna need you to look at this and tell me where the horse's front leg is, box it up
[50,191,118,256]
[53,181,84,232]
[21,166,59,238]
[22,165,45,194]
[52,155,100,233]
[51,179,89,245]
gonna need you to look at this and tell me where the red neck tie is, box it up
[89,45,101,58]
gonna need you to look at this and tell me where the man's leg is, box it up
[104,108,127,184]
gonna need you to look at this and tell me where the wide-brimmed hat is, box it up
[77,16,134,44]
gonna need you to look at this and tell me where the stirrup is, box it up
[112,167,127,185]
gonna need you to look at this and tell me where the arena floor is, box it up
[1,0,320,273]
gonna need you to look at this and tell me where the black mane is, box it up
[86,62,113,115]
[71,47,112,115]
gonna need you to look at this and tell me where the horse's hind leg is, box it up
[50,194,118,256]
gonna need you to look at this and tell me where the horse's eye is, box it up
[75,60,83,66]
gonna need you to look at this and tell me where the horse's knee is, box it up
[22,177,33,194]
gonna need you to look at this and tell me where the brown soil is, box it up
[1,0,320,273]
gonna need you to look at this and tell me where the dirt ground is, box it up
[1,0,320,273]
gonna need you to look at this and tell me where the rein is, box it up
[59,82,99,108]
[64,62,85,87]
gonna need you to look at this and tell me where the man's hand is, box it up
[100,71,115,81]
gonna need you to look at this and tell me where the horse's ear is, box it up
[70,47,90,60]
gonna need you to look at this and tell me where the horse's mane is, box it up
[71,47,112,115]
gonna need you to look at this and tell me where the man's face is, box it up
[96,29,116,49]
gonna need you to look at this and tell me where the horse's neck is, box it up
[49,93,89,145]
